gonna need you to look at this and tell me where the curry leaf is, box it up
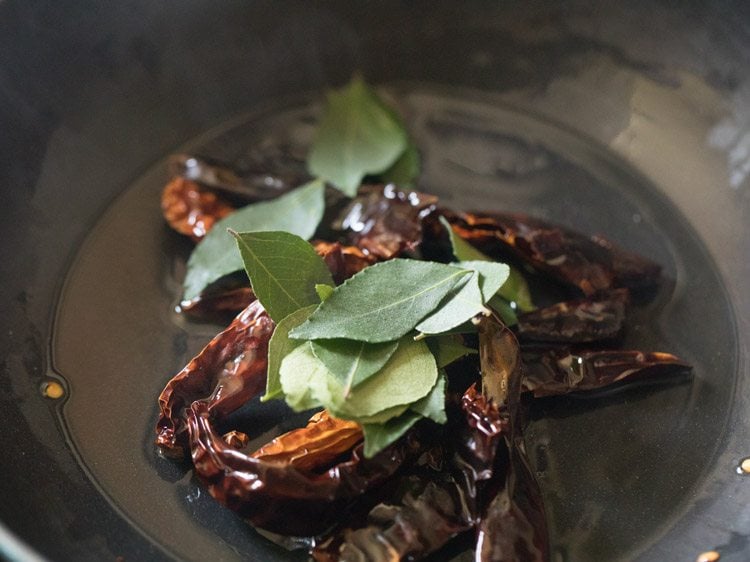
[278,336,437,422]
[361,369,447,458]
[183,179,325,301]
[499,266,535,312]
[278,342,333,412]
[440,216,534,311]
[362,410,421,458]
[380,142,420,187]
[488,294,518,326]
[459,261,510,303]
[327,337,437,419]
[426,335,478,368]
[233,231,333,322]
[290,259,471,343]
[263,305,318,402]
[410,371,447,424]
[357,404,410,425]
[416,261,509,334]
[421,321,476,337]
[372,90,420,187]
[415,273,483,334]
[440,215,488,262]
[307,77,408,196]
[310,338,399,397]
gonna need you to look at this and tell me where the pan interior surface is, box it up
[3,3,750,561]
[50,85,737,562]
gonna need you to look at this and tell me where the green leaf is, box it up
[440,215,488,262]
[415,261,508,335]
[310,338,399,397]
[459,261,510,303]
[439,216,534,312]
[370,88,420,187]
[415,273,483,334]
[263,305,318,402]
[290,259,471,343]
[361,410,421,458]
[233,231,334,323]
[361,366,447,458]
[308,77,408,196]
[488,294,518,326]
[499,266,535,313]
[380,142,420,187]
[410,371,447,423]
[327,337,438,419]
[357,403,410,425]
[183,179,325,301]
[278,342,333,412]
[315,284,335,302]
[426,335,478,368]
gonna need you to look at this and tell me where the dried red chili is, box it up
[445,211,661,296]
[155,299,418,536]
[155,300,274,457]
[312,241,377,285]
[521,347,692,398]
[312,385,507,562]
[475,315,549,562]
[161,176,236,242]
[250,410,363,472]
[179,286,257,319]
[313,317,548,562]
[170,153,306,201]
[154,169,694,560]
[334,184,438,259]
[516,288,629,343]
[188,401,417,536]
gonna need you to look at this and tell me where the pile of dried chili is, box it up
[155,156,692,562]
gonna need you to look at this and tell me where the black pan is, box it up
[2,2,749,561]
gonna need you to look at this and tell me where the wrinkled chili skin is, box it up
[516,288,629,343]
[315,318,550,562]
[170,153,305,202]
[334,184,438,259]
[477,433,549,562]
[522,347,693,397]
[312,241,377,285]
[179,286,256,319]
[161,153,308,243]
[156,301,419,536]
[475,315,550,562]
[476,439,549,562]
[250,410,363,472]
[161,177,236,242]
[314,386,507,562]
[445,211,661,296]
[154,174,691,559]
[155,300,274,457]
[477,315,521,405]
[189,402,418,536]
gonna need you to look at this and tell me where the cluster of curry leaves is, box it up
[179,75,535,456]
[182,76,418,301]
[233,230,510,456]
